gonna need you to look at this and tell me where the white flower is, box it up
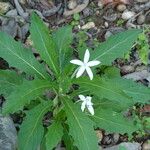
[70,49,101,80]
[78,95,94,115]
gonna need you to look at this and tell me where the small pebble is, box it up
[68,0,77,10]
[104,22,109,28]
[0,2,11,14]
[137,15,145,25]
[82,8,91,17]
[122,11,135,20]
[98,0,104,9]
[104,31,113,40]
[81,22,95,30]
[96,130,103,142]
[142,141,150,150]
[121,65,135,75]
[117,4,126,12]
[113,133,120,144]
[19,0,26,5]
[6,9,18,17]
[135,0,149,3]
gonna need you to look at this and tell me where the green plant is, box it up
[71,13,80,26]
[0,13,150,150]
[136,29,149,65]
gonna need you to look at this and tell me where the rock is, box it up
[104,31,113,39]
[112,133,120,144]
[0,2,11,14]
[81,22,95,29]
[123,70,150,81]
[96,130,103,143]
[0,18,18,38]
[121,65,135,75]
[21,23,29,40]
[135,0,149,3]
[122,11,135,20]
[104,22,109,28]
[0,115,17,150]
[103,142,141,150]
[19,0,26,5]
[117,4,126,12]
[137,15,145,24]
[6,9,18,17]
[103,13,117,22]
[82,8,91,17]
[142,141,150,150]
[98,0,104,9]
[68,0,77,10]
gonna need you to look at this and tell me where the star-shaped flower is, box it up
[78,95,94,115]
[70,49,101,80]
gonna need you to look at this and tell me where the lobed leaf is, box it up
[2,79,55,114]
[53,26,73,73]
[62,97,99,150]
[18,100,52,150]
[0,70,22,96]
[74,77,133,106]
[30,13,59,75]
[111,78,150,103]
[91,29,142,65]
[92,108,139,134]
[0,32,48,79]
[46,121,63,150]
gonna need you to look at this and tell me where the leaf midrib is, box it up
[94,33,137,60]
[64,99,90,150]
[79,81,125,100]
[23,105,49,150]
[19,84,51,99]
[33,22,58,74]
[0,40,46,79]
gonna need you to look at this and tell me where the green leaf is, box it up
[91,29,141,65]
[0,70,22,96]
[2,79,55,114]
[46,121,63,150]
[0,32,48,79]
[53,26,73,72]
[30,13,59,75]
[62,97,99,150]
[92,108,138,134]
[63,126,78,150]
[18,100,52,150]
[114,78,150,103]
[74,77,133,106]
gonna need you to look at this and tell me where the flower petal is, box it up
[79,95,86,101]
[87,60,101,67]
[81,102,86,112]
[76,66,85,78]
[87,105,94,115]
[70,59,83,66]
[84,49,90,63]
[86,67,93,80]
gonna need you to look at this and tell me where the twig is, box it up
[63,0,89,17]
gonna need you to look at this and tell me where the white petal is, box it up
[87,60,101,67]
[86,67,93,80]
[76,66,85,78]
[84,49,90,63]
[81,102,86,112]
[70,59,83,66]
[87,105,94,115]
[79,95,86,101]
[86,96,92,102]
